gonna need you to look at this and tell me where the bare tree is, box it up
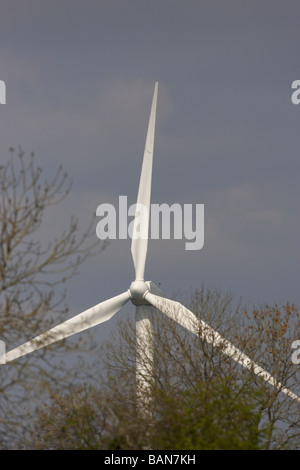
[0,148,106,447]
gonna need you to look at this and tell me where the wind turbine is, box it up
[1,82,300,406]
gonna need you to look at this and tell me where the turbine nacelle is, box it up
[129,280,163,306]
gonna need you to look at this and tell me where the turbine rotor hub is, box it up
[129,280,149,302]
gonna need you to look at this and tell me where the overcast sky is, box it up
[0,0,299,344]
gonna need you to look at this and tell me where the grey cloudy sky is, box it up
[0,0,299,333]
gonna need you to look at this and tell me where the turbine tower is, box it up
[1,82,300,407]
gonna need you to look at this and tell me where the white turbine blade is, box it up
[131,82,158,281]
[5,291,130,363]
[145,292,300,403]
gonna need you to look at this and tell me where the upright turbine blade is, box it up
[145,292,300,403]
[5,291,130,363]
[131,82,158,280]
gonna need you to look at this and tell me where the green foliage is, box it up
[26,377,267,450]
[150,379,266,450]
[27,386,104,450]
